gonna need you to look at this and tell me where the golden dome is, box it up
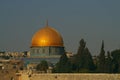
[31,25,64,47]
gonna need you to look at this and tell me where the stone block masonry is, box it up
[20,73,120,80]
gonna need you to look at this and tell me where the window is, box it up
[43,48,45,53]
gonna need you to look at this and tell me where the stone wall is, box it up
[20,73,120,80]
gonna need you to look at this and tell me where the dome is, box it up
[31,25,64,47]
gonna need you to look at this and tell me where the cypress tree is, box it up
[83,48,95,71]
[98,40,106,72]
[74,39,86,72]
[74,39,95,72]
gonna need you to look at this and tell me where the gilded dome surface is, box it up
[31,25,64,47]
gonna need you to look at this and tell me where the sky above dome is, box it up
[0,0,120,55]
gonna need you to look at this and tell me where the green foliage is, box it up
[111,49,120,73]
[97,42,120,73]
[73,39,95,72]
[104,51,112,73]
[54,53,72,73]
[83,48,96,70]
[53,39,120,73]
[97,40,106,72]
[2,55,10,59]
[77,39,86,55]
[78,69,91,73]
[36,60,48,72]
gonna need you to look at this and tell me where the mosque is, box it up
[30,21,65,57]
[24,21,65,66]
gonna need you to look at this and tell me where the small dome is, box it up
[31,25,64,47]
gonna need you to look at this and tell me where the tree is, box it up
[55,52,72,73]
[36,60,48,72]
[105,51,112,73]
[77,39,86,55]
[97,40,106,72]
[73,39,95,72]
[83,48,95,71]
[111,49,120,73]
[73,39,86,72]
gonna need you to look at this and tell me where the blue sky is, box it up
[0,0,120,55]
